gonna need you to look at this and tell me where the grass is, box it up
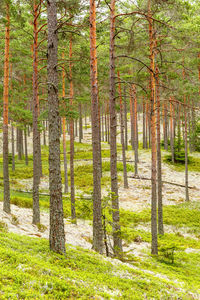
[0,231,198,299]
[164,155,200,172]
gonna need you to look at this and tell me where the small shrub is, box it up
[11,215,19,226]
[0,221,8,232]
[37,223,47,233]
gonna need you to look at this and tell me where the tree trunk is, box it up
[107,102,110,144]
[11,125,15,171]
[32,0,40,224]
[146,102,148,148]
[123,87,128,150]
[188,99,192,152]
[143,97,146,149]
[184,98,189,202]
[118,71,128,188]
[109,0,122,256]
[84,104,87,128]
[148,0,158,255]
[191,100,196,152]
[156,67,164,235]
[132,84,139,176]
[79,103,83,143]
[101,104,104,142]
[69,35,76,223]
[63,117,68,194]
[18,129,23,160]
[182,59,189,202]
[129,88,134,150]
[170,98,174,163]
[89,0,103,254]
[98,103,102,176]
[24,127,28,166]
[62,53,69,194]
[47,0,66,254]
[3,3,10,214]
[43,121,46,146]
[164,101,168,150]
[105,102,108,142]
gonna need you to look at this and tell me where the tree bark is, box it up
[47,0,66,254]
[143,97,146,149]
[43,121,46,146]
[129,88,134,150]
[11,125,15,171]
[18,129,23,160]
[148,0,158,255]
[164,101,168,150]
[61,53,69,194]
[170,98,174,163]
[32,0,41,224]
[109,0,122,256]
[156,67,164,235]
[123,87,128,150]
[79,102,83,143]
[3,3,10,214]
[69,35,76,223]
[24,127,28,166]
[107,102,110,144]
[90,0,103,254]
[101,104,104,142]
[182,59,189,202]
[105,102,108,142]
[146,102,148,148]
[118,71,128,188]
[132,84,138,176]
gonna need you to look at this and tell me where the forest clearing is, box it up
[0,0,200,299]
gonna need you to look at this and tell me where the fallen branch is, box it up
[128,175,198,190]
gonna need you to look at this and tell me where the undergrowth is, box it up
[0,232,198,299]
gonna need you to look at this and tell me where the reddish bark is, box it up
[117,71,128,188]
[148,0,158,255]
[129,87,134,150]
[3,3,10,214]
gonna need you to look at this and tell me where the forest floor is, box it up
[0,116,200,298]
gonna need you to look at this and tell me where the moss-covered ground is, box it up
[0,230,199,299]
